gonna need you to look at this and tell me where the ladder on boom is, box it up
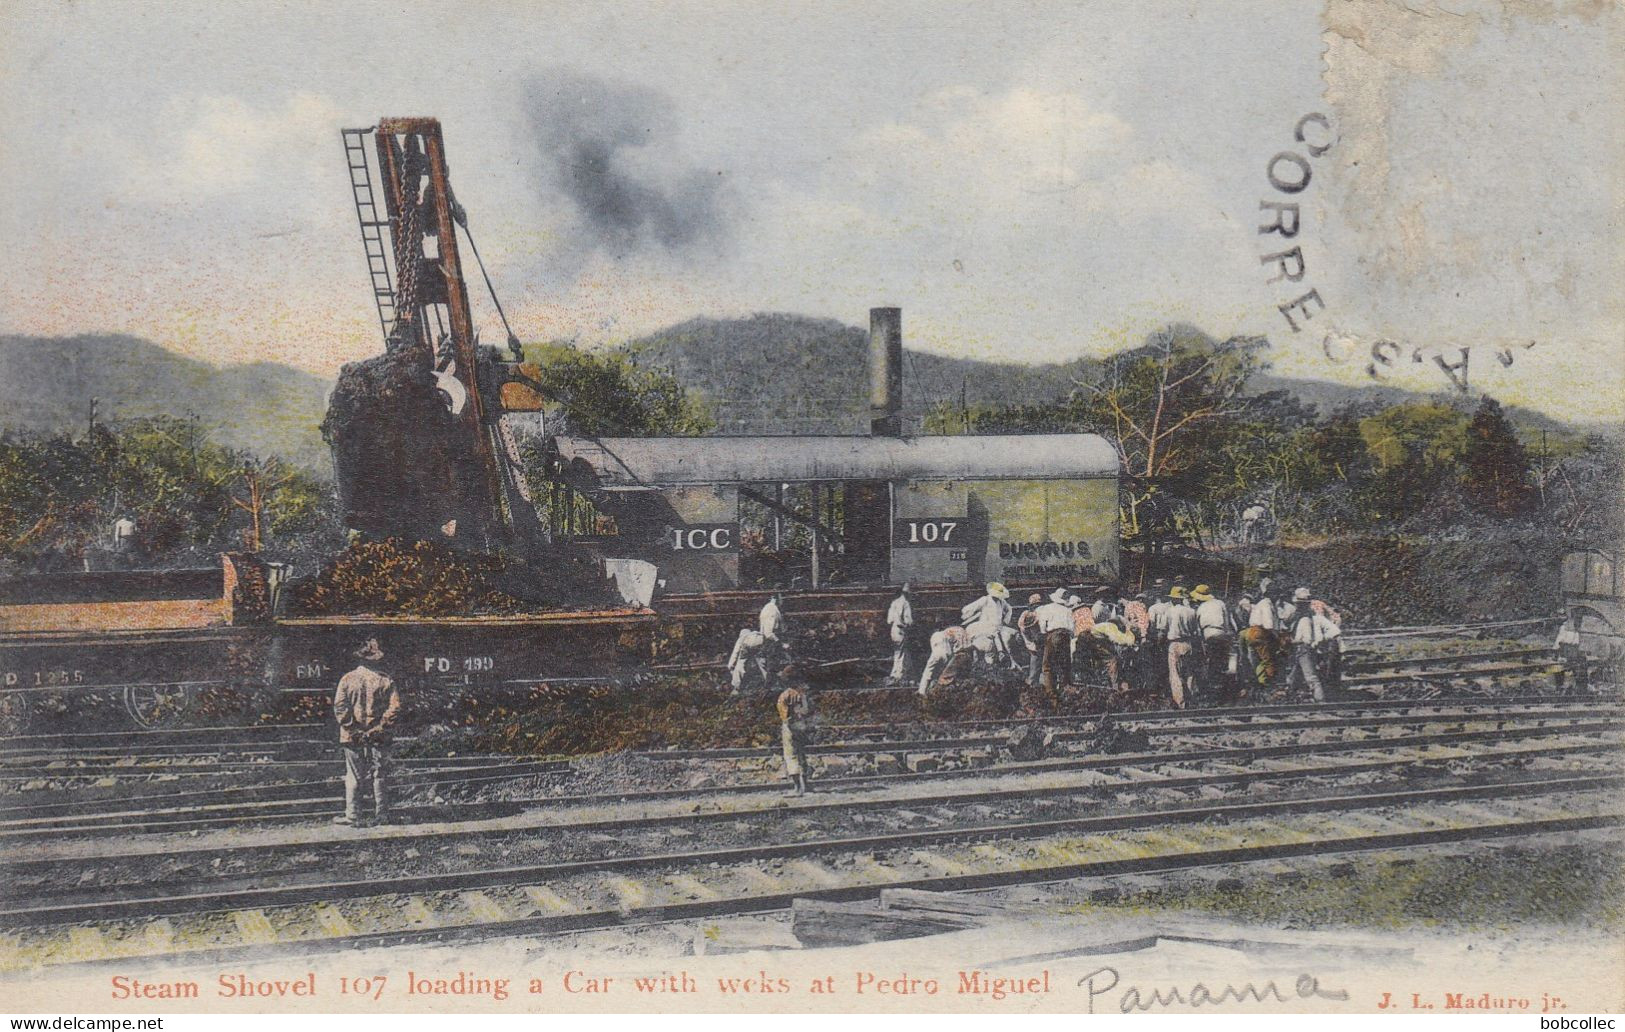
[341,128,397,343]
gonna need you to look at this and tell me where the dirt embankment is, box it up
[1232,532,1567,626]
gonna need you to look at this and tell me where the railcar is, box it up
[0,116,1241,732]
[1561,547,1624,663]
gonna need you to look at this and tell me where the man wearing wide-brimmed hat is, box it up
[333,638,401,826]
[1192,584,1237,703]
[961,581,1017,668]
[1164,586,1201,708]
[1288,588,1330,701]
[1034,588,1076,693]
[1017,592,1045,687]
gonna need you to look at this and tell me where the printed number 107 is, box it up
[341,976,387,1000]
[906,520,957,543]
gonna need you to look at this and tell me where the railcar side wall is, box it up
[891,478,1119,588]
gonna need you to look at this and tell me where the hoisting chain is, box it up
[387,140,424,349]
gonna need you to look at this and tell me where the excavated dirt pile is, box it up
[1242,533,1566,626]
[290,537,531,616]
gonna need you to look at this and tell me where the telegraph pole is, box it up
[1537,429,1548,508]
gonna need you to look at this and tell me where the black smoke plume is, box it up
[524,69,731,255]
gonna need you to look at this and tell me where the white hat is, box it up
[1292,587,1312,602]
[1050,588,1070,604]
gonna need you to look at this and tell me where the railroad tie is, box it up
[459,891,509,923]
[1124,827,1219,858]
[1174,824,1254,851]
[1069,836,1146,863]
[906,849,973,878]
[1031,840,1086,865]
[1445,801,1526,826]
[398,896,440,928]
[230,909,278,945]
[604,876,651,910]
[1317,812,1398,838]
[143,918,175,952]
[312,903,356,937]
[1249,821,1321,845]
[1114,766,1161,782]
[967,842,1018,867]
[846,855,899,882]
[785,860,845,888]
[66,925,108,961]
[662,872,724,901]
[732,865,792,894]
[522,885,579,914]
[1412,805,1497,831]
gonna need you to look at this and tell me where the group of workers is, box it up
[891,576,1345,708]
[327,577,1348,816]
[718,575,1346,795]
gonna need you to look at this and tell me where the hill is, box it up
[621,314,1105,434]
[619,313,1596,436]
[1,323,1601,466]
[0,334,333,471]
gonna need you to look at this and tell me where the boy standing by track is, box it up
[776,666,813,797]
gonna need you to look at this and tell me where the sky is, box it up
[1,0,1620,421]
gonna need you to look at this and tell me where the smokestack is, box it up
[869,306,903,436]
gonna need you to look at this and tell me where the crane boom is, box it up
[334,118,550,554]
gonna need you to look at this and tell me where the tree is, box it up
[511,342,715,538]
[519,342,714,437]
[0,417,338,571]
[1462,396,1534,516]
[1070,325,1268,538]
[1354,402,1469,521]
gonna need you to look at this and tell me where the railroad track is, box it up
[2,765,1615,972]
[0,645,1582,766]
[3,699,1617,838]
[0,757,570,826]
[8,714,1616,875]
[819,692,1615,737]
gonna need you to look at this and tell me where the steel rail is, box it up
[819,693,1616,736]
[2,773,1615,931]
[0,758,570,822]
[6,734,1614,884]
[3,718,1617,841]
[633,707,1624,761]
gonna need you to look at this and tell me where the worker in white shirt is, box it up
[917,625,968,696]
[1146,579,1172,695]
[1034,588,1077,694]
[729,592,790,693]
[961,582,1017,667]
[1288,588,1326,701]
[1555,613,1587,691]
[1242,581,1283,688]
[1090,587,1116,624]
[1241,502,1268,544]
[1310,598,1343,697]
[1276,588,1303,635]
[1164,586,1201,708]
[1191,584,1237,704]
[885,584,915,685]
[761,592,791,688]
